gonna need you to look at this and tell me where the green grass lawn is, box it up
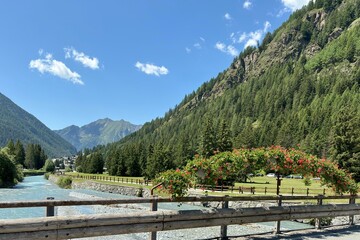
[233,176,334,196]
[23,169,46,176]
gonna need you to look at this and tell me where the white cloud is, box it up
[64,47,100,70]
[233,21,272,49]
[215,42,239,57]
[244,30,262,48]
[243,0,252,9]
[193,43,202,49]
[135,62,169,76]
[186,37,205,53]
[29,52,83,85]
[281,0,311,11]
[238,33,247,43]
[244,38,259,48]
[224,13,232,20]
[276,7,291,17]
[215,42,226,52]
[264,21,271,32]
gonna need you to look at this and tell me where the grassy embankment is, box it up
[23,169,46,176]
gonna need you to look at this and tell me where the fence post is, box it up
[149,196,158,240]
[349,195,356,225]
[291,187,294,196]
[46,197,55,217]
[274,195,282,234]
[265,187,267,195]
[220,196,229,240]
[307,188,309,196]
[315,195,323,229]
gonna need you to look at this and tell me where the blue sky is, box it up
[0,0,311,130]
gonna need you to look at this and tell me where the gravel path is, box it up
[234,224,360,240]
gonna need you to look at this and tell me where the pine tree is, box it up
[6,139,15,155]
[199,117,217,158]
[218,121,233,152]
[330,107,360,181]
[88,152,104,174]
[75,151,83,171]
[14,140,25,166]
[24,144,47,170]
[25,144,35,169]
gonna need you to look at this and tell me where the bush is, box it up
[0,153,17,187]
[65,166,72,172]
[154,169,192,199]
[44,159,55,173]
[308,217,333,227]
[137,187,144,197]
[57,176,72,189]
[44,172,50,180]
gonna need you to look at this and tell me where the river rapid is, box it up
[0,175,312,239]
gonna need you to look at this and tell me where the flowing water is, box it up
[0,176,312,239]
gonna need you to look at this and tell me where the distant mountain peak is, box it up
[55,118,142,150]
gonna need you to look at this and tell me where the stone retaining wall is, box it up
[48,174,151,198]
[71,181,151,198]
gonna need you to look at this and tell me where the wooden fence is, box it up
[67,174,151,185]
[64,174,328,196]
[198,185,329,196]
[0,195,358,240]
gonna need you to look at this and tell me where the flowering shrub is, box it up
[155,146,358,198]
[184,156,219,186]
[153,169,191,199]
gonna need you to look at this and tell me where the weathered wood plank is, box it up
[0,195,359,208]
[1,204,360,235]
[1,207,359,240]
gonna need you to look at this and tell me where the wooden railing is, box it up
[0,195,358,240]
[64,174,328,196]
[197,185,330,196]
[67,174,151,185]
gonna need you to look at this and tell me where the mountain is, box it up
[0,92,77,157]
[55,118,142,150]
[94,0,359,177]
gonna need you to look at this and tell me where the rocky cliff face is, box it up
[180,4,354,112]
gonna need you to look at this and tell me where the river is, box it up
[0,176,312,239]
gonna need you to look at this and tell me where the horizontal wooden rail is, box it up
[0,203,359,239]
[0,195,358,208]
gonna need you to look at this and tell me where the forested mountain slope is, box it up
[97,0,360,178]
[0,92,77,157]
[55,118,142,151]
